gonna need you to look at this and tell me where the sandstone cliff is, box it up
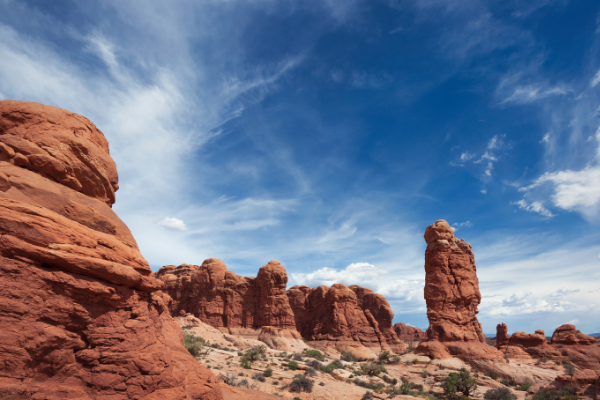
[0,101,222,399]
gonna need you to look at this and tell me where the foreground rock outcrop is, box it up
[497,323,600,370]
[416,220,502,361]
[0,101,222,399]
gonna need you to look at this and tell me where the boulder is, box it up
[0,101,222,399]
[551,324,596,345]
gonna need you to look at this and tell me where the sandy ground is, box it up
[176,317,566,400]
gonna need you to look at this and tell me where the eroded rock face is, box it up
[0,101,222,400]
[417,220,503,361]
[156,259,297,331]
[394,323,427,341]
[287,283,403,353]
[422,220,485,343]
[496,323,547,348]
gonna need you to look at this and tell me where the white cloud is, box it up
[540,132,550,143]
[318,221,358,243]
[512,199,555,217]
[460,152,475,161]
[480,189,487,194]
[520,167,600,219]
[451,221,473,232]
[502,85,568,104]
[487,134,503,150]
[591,68,600,87]
[157,217,188,231]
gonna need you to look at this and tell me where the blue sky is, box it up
[1,0,599,335]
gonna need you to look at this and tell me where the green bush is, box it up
[484,387,517,400]
[307,359,322,370]
[520,381,532,391]
[304,349,325,361]
[289,374,314,393]
[183,332,209,356]
[288,361,299,370]
[341,351,357,362]
[253,372,266,382]
[293,353,304,361]
[388,355,401,365]
[421,367,430,378]
[263,367,273,377]
[442,368,478,400]
[362,391,374,400]
[360,363,387,376]
[240,359,251,369]
[532,387,579,400]
[485,371,499,380]
[305,367,317,377]
[378,350,390,363]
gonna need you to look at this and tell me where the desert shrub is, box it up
[320,360,343,373]
[407,345,416,351]
[501,379,516,387]
[293,353,304,361]
[388,355,401,365]
[532,387,579,400]
[224,335,234,342]
[362,391,374,400]
[360,363,387,376]
[421,367,430,378]
[272,381,279,385]
[210,343,220,349]
[304,349,325,361]
[319,381,325,386]
[305,367,317,377]
[252,372,266,382]
[400,380,412,395]
[219,372,252,388]
[520,381,532,391]
[237,351,243,356]
[263,367,273,377]
[485,371,499,380]
[484,387,517,400]
[288,361,299,370]
[352,378,385,391]
[378,350,390,363]
[240,359,251,369]
[413,358,420,364]
[442,368,477,400]
[183,332,209,356]
[289,374,314,393]
[293,397,301,400]
[306,359,322,370]
[381,375,397,385]
[563,361,576,376]
[341,351,357,362]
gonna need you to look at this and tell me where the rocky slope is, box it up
[416,220,503,361]
[0,100,222,399]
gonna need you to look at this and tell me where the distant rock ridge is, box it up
[416,219,503,361]
[0,100,222,399]
[394,323,427,341]
[157,260,406,355]
[497,323,600,370]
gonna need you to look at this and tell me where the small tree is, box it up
[442,368,478,400]
[263,367,273,377]
[183,332,209,356]
[289,374,314,393]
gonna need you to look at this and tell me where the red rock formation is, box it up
[551,324,596,345]
[287,283,403,354]
[394,323,427,341]
[417,220,502,360]
[157,259,297,331]
[496,323,547,348]
[0,100,222,399]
